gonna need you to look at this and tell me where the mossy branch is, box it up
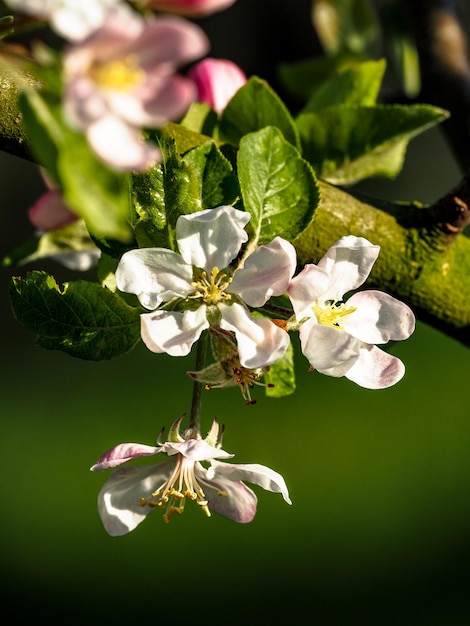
[294,179,470,347]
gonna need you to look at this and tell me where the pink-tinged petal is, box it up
[176,206,250,270]
[219,302,290,368]
[318,236,380,299]
[141,308,209,356]
[229,237,297,307]
[299,319,361,376]
[288,264,331,319]
[345,345,406,389]
[28,189,77,231]
[53,0,129,41]
[143,0,236,17]
[116,248,193,309]
[97,460,174,536]
[208,460,292,504]
[91,442,161,471]
[199,471,258,523]
[189,58,246,113]
[344,291,416,344]
[163,439,233,462]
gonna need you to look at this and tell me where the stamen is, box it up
[312,300,356,329]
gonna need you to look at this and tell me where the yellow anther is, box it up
[217,490,228,497]
[89,56,144,91]
[312,300,356,329]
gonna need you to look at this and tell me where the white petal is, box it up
[299,319,361,376]
[208,460,292,504]
[91,442,161,471]
[176,206,250,270]
[344,290,416,343]
[162,439,234,462]
[345,345,406,389]
[87,115,161,172]
[141,308,209,356]
[219,302,290,368]
[197,467,258,523]
[318,236,380,299]
[116,248,193,309]
[97,460,174,536]
[288,264,330,319]
[229,237,297,307]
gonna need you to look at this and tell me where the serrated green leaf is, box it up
[132,142,201,249]
[238,126,320,246]
[180,102,218,136]
[19,88,132,242]
[264,342,295,398]
[303,59,386,112]
[159,122,214,154]
[9,271,141,360]
[296,104,449,185]
[218,76,300,149]
[183,142,239,209]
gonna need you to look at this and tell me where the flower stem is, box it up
[187,332,207,433]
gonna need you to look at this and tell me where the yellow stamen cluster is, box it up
[190,267,232,305]
[139,454,211,524]
[89,56,144,91]
[312,299,356,329]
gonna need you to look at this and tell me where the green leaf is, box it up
[183,142,239,209]
[19,88,132,242]
[312,0,380,58]
[180,102,218,137]
[9,271,141,360]
[303,59,386,112]
[264,342,295,398]
[238,126,320,246]
[296,104,449,185]
[218,76,300,149]
[132,141,201,249]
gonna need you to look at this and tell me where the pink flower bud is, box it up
[189,58,247,113]
[143,0,236,17]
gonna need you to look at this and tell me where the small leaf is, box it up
[296,104,449,185]
[218,76,300,149]
[180,102,218,137]
[238,126,320,246]
[9,271,141,360]
[265,342,295,398]
[303,59,386,112]
[183,142,239,209]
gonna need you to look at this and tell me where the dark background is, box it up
[1,1,470,624]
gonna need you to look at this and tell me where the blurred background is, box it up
[1,1,470,624]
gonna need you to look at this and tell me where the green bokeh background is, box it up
[1,123,469,624]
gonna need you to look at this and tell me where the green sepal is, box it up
[9,271,141,360]
[264,341,296,398]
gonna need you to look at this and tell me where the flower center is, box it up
[139,454,211,524]
[191,267,233,305]
[89,56,144,91]
[311,299,356,329]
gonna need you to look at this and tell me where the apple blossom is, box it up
[62,12,209,171]
[91,417,291,535]
[115,205,296,368]
[140,0,236,17]
[288,235,416,389]
[4,0,128,41]
[189,58,247,113]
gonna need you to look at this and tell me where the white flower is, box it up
[4,0,128,41]
[62,12,209,171]
[288,235,416,389]
[91,418,291,535]
[116,205,296,368]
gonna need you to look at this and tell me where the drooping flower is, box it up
[4,0,128,41]
[91,417,291,535]
[288,235,416,389]
[189,57,247,113]
[115,205,296,369]
[141,0,236,17]
[62,12,209,171]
